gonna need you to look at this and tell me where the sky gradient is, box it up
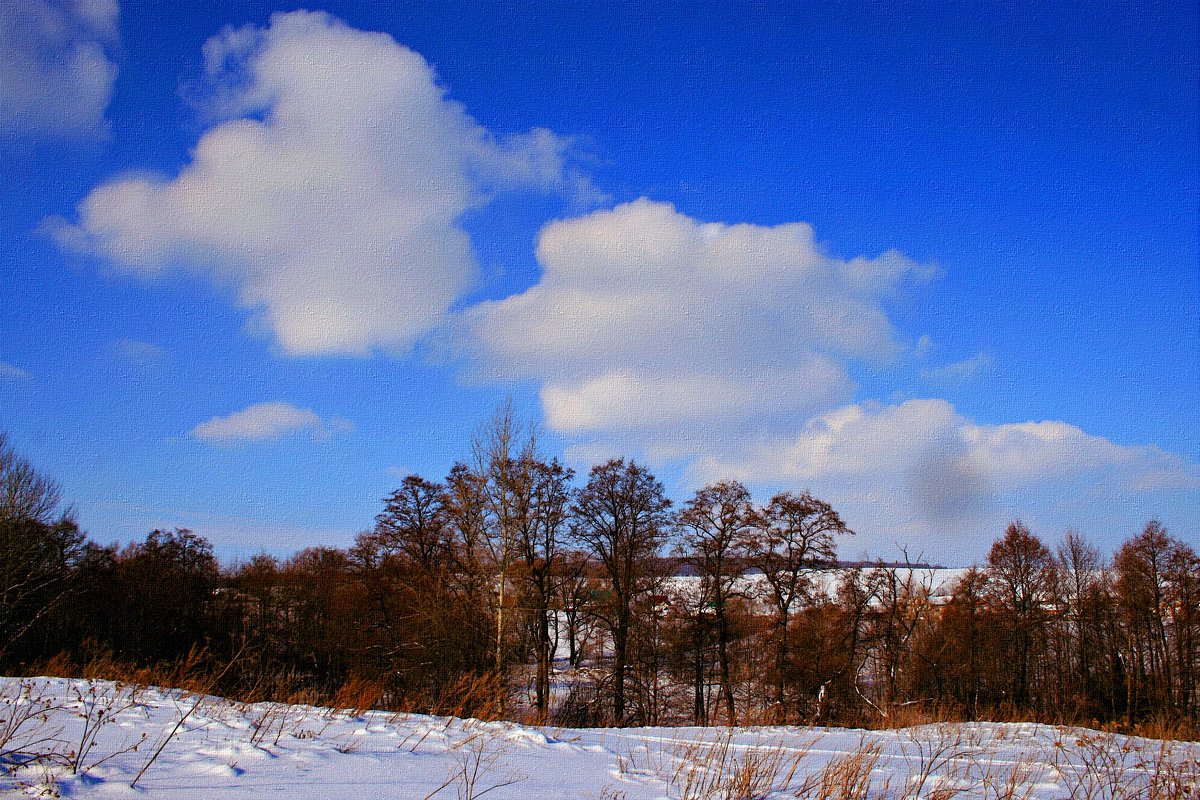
[1,0,1197,564]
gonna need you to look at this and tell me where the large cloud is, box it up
[461,200,1198,558]
[56,10,571,355]
[462,199,930,446]
[695,399,1200,491]
[0,0,119,136]
[690,399,1200,558]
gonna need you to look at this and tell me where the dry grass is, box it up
[0,677,150,795]
[422,726,527,800]
[1052,729,1200,800]
[794,740,889,800]
[0,678,69,771]
[329,675,387,717]
[422,672,509,722]
[665,728,814,800]
[1129,717,1200,745]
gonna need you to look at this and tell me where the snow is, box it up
[2,676,1196,799]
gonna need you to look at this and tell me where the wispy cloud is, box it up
[0,361,31,381]
[191,402,352,444]
[113,338,167,366]
[921,352,994,381]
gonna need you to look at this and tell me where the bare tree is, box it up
[831,565,887,718]
[0,433,85,664]
[555,550,592,669]
[1115,521,1190,719]
[935,566,989,715]
[744,490,850,719]
[372,475,452,575]
[1054,530,1107,714]
[443,462,490,602]
[0,432,64,526]
[1165,540,1200,717]
[513,457,573,720]
[676,480,757,724]
[571,458,672,725]
[986,521,1055,709]
[471,402,537,682]
[865,556,935,711]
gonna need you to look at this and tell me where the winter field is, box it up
[2,677,1197,799]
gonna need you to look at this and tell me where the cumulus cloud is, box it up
[457,199,1198,557]
[690,398,1200,557]
[0,0,119,136]
[191,402,352,443]
[698,399,1200,491]
[462,199,930,444]
[56,10,574,355]
[541,363,850,435]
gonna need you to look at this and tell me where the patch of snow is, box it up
[0,677,1195,799]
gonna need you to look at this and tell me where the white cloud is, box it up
[0,0,119,136]
[190,402,352,443]
[462,199,930,443]
[57,10,573,355]
[695,399,1200,488]
[457,199,1198,559]
[0,361,32,380]
[541,362,850,434]
[690,398,1200,559]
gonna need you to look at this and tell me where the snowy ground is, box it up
[2,677,1196,799]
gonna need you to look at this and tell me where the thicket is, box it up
[2,421,1198,734]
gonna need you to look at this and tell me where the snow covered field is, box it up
[2,677,1196,799]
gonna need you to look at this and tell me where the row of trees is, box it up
[2,423,1197,731]
[920,520,1200,726]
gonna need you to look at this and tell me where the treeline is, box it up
[2,421,1197,731]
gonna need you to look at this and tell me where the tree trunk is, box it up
[494,579,506,713]
[774,609,789,721]
[535,597,551,720]
[717,607,736,724]
[613,606,629,725]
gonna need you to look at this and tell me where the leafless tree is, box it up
[571,458,672,725]
[373,475,453,575]
[513,457,573,720]
[471,402,537,682]
[986,521,1055,709]
[677,480,757,724]
[0,432,64,526]
[0,433,85,663]
[744,490,850,719]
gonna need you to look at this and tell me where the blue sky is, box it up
[1,0,1196,564]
